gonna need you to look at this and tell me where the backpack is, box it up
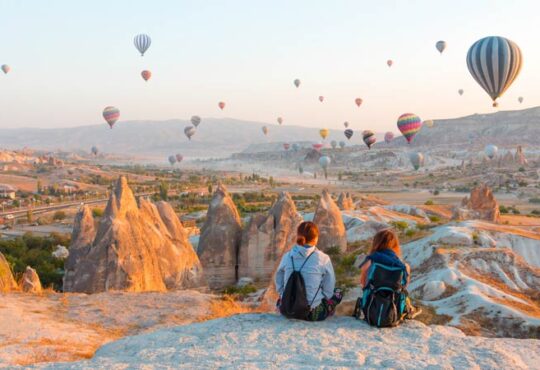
[279,250,319,320]
[354,261,408,327]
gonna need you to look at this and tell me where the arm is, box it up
[405,263,411,288]
[360,260,371,288]
[321,257,336,298]
[274,254,288,296]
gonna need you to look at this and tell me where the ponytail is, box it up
[296,221,319,247]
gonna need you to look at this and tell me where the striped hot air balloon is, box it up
[103,106,120,129]
[466,36,522,107]
[191,115,202,127]
[344,129,353,140]
[362,130,376,149]
[397,113,422,144]
[134,34,151,56]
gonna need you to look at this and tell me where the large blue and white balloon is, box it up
[134,34,152,56]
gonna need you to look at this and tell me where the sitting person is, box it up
[354,229,421,327]
[275,221,342,321]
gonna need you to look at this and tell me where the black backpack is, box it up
[279,251,318,320]
[354,261,407,327]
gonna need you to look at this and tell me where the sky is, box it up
[1,0,540,132]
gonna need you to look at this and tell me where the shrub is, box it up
[424,200,434,206]
[499,205,509,214]
[529,198,540,204]
[429,215,441,223]
[92,208,104,217]
[433,189,440,196]
[405,228,417,237]
[390,220,409,231]
[222,284,257,297]
[53,211,66,221]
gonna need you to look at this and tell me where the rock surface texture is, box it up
[0,252,17,292]
[197,183,242,289]
[20,266,42,293]
[337,192,354,211]
[238,192,302,282]
[313,189,347,252]
[453,184,500,223]
[63,176,204,293]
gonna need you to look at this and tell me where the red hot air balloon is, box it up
[318,96,324,103]
[355,98,363,107]
[103,106,120,129]
[387,60,393,67]
[312,143,324,151]
[141,70,152,82]
[218,101,226,110]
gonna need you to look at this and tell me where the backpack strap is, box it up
[297,248,317,272]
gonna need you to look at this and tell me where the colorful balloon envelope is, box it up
[312,143,324,151]
[387,59,393,67]
[409,152,424,171]
[1,64,10,74]
[134,34,151,56]
[103,106,120,129]
[294,79,301,88]
[467,36,522,107]
[397,113,422,143]
[362,130,376,149]
[184,126,196,140]
[384,132,394,143]
[218,101,225,110]
[435,40,446,54]
[319,128,329,140]
[344,129,353,140]
[355,98,363,107]
[191,115,202,127]
[319,156,331,169]
[141,70,152,81]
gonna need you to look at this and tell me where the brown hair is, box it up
[296,221,319,246]
[370,229,401,256]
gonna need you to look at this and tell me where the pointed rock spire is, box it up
[313,189,347,252]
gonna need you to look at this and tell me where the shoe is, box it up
[332,288,343,304]
[406,306,422,320]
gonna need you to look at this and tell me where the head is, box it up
[370,229,401,257]
[296,221,319,247]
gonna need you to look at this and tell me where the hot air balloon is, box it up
[141,70,151,82]
[518,96,524,104]
[339,141,346,149]
[294,79,301,88]
[184,126,196,140]
[362,130,376,149]
[103,106,120,129]
[343,121,349,128]
[1,65,10,74]
[283,143,290,151]
[458,89,464,96]
[262,126,269,136]
[387,60,393,67]
[423,120,434,128]
[292,143,300,152]
[331,140,337,149]
[312,143,324,151]
[485,144,498,159]
[191,115,202,127]
[319,156,331,179]
[218,101,225,110]
[168,155,176,165]
[318,96,324,103]
[435,40,447,54]
[355,98,363,107]
[175,154,183,163]
[91,146,98,156]
[134,34,151,56]
[466,36,522,107]
[384,132,394,143]
[319,128,329,140]
[409,152,424,171]
[397,113,422,143]
[344,129,353,140]
[277,117,283,125]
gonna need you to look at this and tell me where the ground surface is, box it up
[36,313,540,369]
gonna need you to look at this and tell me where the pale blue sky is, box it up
[1,0,539,132]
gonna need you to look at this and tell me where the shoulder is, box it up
[314,249,331,264]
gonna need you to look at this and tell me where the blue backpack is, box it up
[354,260,408,327]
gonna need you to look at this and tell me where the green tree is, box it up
[208,183,213,194]
[159,181,169,201]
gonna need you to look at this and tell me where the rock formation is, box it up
[197,183,242,289]
[452,184,500,223]
[337,192,354,211]
[313,189,347,252]
[0,251,17,292]
[63,176,204,293]
[238,192,302,282]
[21,266,42,293]
[515,146,528,165]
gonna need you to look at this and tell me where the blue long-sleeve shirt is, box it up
[275,245,336,308]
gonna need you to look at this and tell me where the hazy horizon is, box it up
[2,0,540,133]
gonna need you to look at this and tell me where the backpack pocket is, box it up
[364,288,400,327]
